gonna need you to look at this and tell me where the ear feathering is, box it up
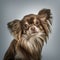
[38,8,52,43]
[7,19,22,40]
[38,9,52,36]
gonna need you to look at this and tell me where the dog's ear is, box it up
[38,9,52,37]
[7,19,22,39]
[38,9,52,25]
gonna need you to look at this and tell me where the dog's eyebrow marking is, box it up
[27,17,34,24]
[34,18,36,24]
[25,22,28,25]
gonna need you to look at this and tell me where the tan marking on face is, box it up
[25,22,28,25]
[34,18,36,24]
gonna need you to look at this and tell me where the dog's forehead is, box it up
[23,14,37,24]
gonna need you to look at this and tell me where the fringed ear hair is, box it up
[7,19,22,40]
[38,9,52,24]
[38,9,52,36]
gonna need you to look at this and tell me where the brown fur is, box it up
[3,9,52,60]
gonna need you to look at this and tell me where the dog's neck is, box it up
[22,32,45,41]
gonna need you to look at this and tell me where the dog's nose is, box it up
[31,27,35,31]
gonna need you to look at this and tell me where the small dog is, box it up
[3,9,52,60]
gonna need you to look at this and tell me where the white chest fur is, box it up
[15,49,24,59]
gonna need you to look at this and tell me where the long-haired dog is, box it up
[3,9,52,60]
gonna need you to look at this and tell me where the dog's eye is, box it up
[36,21,39,24]
[36,21,40,26]
[24,24,29,29]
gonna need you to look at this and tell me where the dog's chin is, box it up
[30,32,40,36]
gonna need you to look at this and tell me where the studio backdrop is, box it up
[0,0,60,60]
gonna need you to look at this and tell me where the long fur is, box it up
[3,9,52,60]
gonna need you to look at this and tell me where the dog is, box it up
[3,9,52,60]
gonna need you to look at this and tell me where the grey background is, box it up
[0,0,60,60]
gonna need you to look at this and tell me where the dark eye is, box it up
[36,21,39,24]
[36,21,40,26]
[24,24,28,29]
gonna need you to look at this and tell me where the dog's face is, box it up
[21,9,52,38]
[21,14,44,36]
[7,19,21,36]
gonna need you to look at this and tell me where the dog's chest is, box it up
[15,49,24,59]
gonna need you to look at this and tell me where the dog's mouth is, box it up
[30,31,39,36]
[32,31,38,34]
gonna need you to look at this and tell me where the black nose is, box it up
[31,27,35,31]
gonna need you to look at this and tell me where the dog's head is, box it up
[21,9,52,37]
[7,9,52,41]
